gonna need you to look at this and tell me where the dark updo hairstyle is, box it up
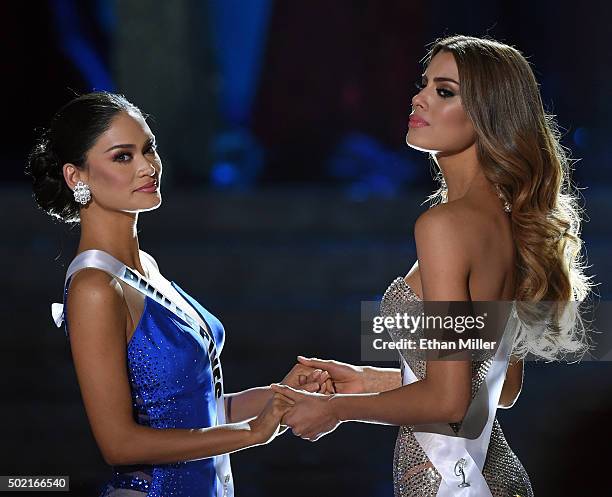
[25,91,143,223]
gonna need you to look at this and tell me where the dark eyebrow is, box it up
[104,137,155,153]
[104,143,135,152]
[422,74,460,85]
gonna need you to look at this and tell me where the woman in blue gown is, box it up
[26,92,330,497]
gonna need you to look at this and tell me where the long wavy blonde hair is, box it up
[422,35,595,361]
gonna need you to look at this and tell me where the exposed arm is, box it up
[498,357,524,408]
[225,387,272,424]
[387,205,474,423]
[295,356,401,394]
[107,420,264,466]
[225,365,330,423]
[67,269,290,466]
[362,366,402,393]
[272,362,471,440]
[331,359,471,425]
[276,207,475,438]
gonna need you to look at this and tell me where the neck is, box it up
[434,143,489,202]
[77,204,145,274]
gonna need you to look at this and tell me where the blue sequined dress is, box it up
[56,250,227,497]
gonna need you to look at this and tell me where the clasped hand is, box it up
[271,383,339,442]
[276,356,367,441]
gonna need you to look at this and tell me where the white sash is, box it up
[401,303,520,496]
[52,249,234,497]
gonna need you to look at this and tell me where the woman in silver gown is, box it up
[272,35,592,496]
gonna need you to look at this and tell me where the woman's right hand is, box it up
[297,356,367,394]
[248,392,295,445]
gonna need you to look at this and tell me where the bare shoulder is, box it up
[68,268,124,303]
[415,202,474,248]
[413,199,514,301]
[66,269,126,332]
[413,202,487,300]
[441,197,511,256]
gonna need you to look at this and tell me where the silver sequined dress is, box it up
[380,277,533,497]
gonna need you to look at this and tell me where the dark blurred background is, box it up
[1,0,611,496]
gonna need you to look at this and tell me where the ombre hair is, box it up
[422,35,595,361]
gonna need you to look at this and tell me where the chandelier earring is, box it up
[440,176,448,203]
[494,183,512,213]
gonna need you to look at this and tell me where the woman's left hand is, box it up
[270,383,340,441]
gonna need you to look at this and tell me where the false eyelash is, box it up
[437,88,454,98]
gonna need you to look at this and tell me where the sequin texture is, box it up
[381,277,534,497]
[64,278,224,497]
